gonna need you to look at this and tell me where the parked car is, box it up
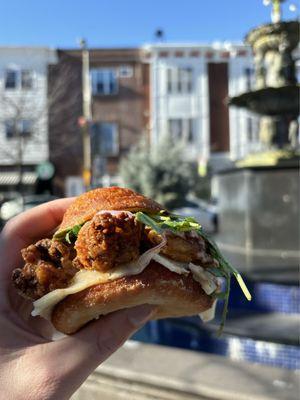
[173,199,218,233]
[0,195,58,225]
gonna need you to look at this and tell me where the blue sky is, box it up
[0,0,297,48]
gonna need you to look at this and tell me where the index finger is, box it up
[0,197,74,273]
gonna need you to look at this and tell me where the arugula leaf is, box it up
[135,211,201,233]
[54,223,84,244]
[135,212,164,234]
[198,228,252,302]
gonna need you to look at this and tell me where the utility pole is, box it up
[79,38,92,190]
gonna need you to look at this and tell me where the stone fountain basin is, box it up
[228,85,299,116]
[245,20,299,53]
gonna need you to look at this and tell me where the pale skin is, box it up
[0,198,155,400]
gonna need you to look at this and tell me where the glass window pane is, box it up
[167,68,172,93]
[187,68,193,92]
[177,69,182,93]
[5,70,17,89]
[21,70,33,89]
[20,120,32,137]
[169,119,183,141]
[5,120,16,138]
[179,68,193,93]
[91,68,117,95]
[97,81,104,94]
[187,119,194,142]
[93,122,118,156]
[109,71,117,94]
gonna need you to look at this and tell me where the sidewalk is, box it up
[72,341,299,400]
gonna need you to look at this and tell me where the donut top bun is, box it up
[58,187,164,233]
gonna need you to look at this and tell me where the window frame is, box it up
[166,66,193,94]
[4,68,34,91]
[5,69,18,89]
[21,69,33,90]
[4,119,33,139]
[168,118,195,143]
[92,121,119,156]
[118,65,134,78]
[91,68,118,96]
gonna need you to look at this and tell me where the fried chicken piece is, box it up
[74,211,142,272]
[146,229,218,267]
[12,239,78,300]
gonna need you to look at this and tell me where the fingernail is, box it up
[127,304,156,327]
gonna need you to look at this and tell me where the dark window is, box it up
[21,70,33,89]
[92,122,119,156]
[245,67,254,91]
[118,65,133,78]
[168,118,194,143]
[166,67,193,94]
[186,68,193,92]
[91,69,118,95]
[187,119,194,142]
[177,69,182,92]
[20,120,32,137]
[5,120,16,138]
[5,69,33,90]
[167,68,172,93]
[168,119,183,140]
[5,70,17,89]
[5,119,32,139]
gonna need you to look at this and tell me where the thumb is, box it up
[43,305,155,397]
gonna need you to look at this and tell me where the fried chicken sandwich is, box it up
[12,187,251,334]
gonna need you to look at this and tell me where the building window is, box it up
[167,67,193,94]
[91,69,118,95]
[247,116,259,144]
[21,70,33,89]
[92,122,119,156]
[5,69,33,90]
[5,70,17,89]
[118,65,133,78]
[244,67,254,91]
[5,119,33,139]
[168,118,194,143]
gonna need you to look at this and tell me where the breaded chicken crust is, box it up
[75,212,142,272]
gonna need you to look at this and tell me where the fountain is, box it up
[215,0,300,274]
[229,0,299,165]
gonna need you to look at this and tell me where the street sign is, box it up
[36,162,55,180]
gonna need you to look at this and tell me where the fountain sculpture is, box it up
[229,0,299,164]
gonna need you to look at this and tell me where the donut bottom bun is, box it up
[52,262,213,334]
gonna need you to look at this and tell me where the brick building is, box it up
[48,48,150,196]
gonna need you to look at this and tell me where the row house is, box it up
[144,43,260,172]
[48,48,150,196]
[0,43,260,197]
[0,47,57,197]
[49,43,259,195]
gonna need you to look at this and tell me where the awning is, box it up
[0,172,37,186]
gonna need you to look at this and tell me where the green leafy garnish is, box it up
[135,212,201,233]
[135,211,252,335]
[54,223,84,244]
[199,229,252,302]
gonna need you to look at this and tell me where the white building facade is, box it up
[0,47,57,192]
[144,43,260,169]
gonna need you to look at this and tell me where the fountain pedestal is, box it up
[215,165,299,274]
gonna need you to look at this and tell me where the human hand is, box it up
[0,198,154,400]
